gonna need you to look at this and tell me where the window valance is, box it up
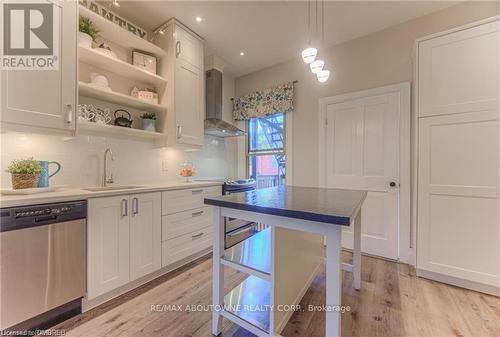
[232,82,294,121]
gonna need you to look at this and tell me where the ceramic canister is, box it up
[38,161,61,188]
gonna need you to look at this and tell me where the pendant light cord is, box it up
[322,0,324,45]
[315,0,318,36]
[307,0,311,45]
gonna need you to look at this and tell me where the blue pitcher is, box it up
[38,161,61,188]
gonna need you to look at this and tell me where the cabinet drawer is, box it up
[162,207,211,241]
[161,225,212,267]
[162,186,221,215]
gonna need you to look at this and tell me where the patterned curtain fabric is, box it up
[233,82,294,121]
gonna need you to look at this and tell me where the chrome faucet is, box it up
[103,148,114,187]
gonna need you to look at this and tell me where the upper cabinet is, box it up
[157,20,205,148]
[77,4,168,141]
[418,19,500,117]
[0,0,77,131]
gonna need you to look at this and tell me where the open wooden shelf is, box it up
[78,45,167,88]
[223,275,271,334]
[222,228,271,280]
[79,82,167,113]
[79,6,166,57]
[78,120,165,140]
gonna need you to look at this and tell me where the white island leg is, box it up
[325,226,342,337]
[353,211,362,290]
[212,206,224,336]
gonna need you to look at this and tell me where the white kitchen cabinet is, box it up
[418,19,500,118]
[87,192,162,300]
[174,59,204,146]
[88,196,130,300]
[161,186,221,267]
[0,0,77,131]
[175,25,204,69]
[130,192,162,280]
[157,19,204,148]
[416,17,500,294]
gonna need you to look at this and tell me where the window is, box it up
[247,113,285,188]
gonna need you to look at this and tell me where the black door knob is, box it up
[389,181,397,187]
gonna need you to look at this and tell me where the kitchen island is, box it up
[205,186,367,337]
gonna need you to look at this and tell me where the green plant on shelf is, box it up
[79,16,100,42]
[140,112,157,120]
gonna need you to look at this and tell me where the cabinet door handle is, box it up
[191,189,203,194]
[175,41,181,58]
[132,197,139,216]
[177,125,182,139]
[65,104,73,124]
[191,232,204,239]
[192,210,204,217]
[121,199,128,218]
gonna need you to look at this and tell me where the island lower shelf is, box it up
[223,275,271,334]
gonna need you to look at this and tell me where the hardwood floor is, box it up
[54,253,500,337]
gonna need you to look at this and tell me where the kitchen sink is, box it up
[82,185,146,192]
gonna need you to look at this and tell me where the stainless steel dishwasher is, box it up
[0,201,86,331]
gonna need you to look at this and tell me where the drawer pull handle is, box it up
[192,232,204,239]
[192,211,204,217]
[191,189,203,194]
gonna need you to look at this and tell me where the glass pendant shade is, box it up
[301,47,317,64]
[317,69,330,83]
[310,60,324,73]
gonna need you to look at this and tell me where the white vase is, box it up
[78,32,93,48]
[142,119,156,132]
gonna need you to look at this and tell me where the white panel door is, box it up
[87,196,130,299]
[130,192,162,280]
[325,92,400,259]
[175,58,204,146]
[0,0,77,130]
[418,19,500,117]
[417,110,500,287]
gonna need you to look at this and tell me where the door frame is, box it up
[318,82,411,263]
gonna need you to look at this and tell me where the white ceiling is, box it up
[112,1,458,77]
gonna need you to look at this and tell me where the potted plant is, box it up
[140,112,156,132]
[6,158,43,190]
[79,16,99,48]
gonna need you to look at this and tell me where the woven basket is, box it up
[11,174,40,190]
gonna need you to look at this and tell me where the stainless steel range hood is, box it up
[205,69,246,137]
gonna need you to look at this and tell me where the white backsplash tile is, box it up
[0,127,236,189]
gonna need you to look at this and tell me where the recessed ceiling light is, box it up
[196,16,202,22]
[240,52,245,56]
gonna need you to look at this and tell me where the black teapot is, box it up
[114,109,133,128]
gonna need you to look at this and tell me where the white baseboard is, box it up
[83,248,212,311]
[417,269,500,297]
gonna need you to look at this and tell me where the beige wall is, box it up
[235,1,500,187]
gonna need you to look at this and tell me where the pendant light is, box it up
[301,0,317,64]
[310,59,324,73]
[302,48,317,64]
[317,70,330,82]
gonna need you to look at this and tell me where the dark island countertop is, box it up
[204,186,367,226]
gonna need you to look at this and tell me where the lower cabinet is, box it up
[130,193,162,280]
[86,185,221,302]
[161,207,213,267]
[87,192,161,300]
[417,111,500,289]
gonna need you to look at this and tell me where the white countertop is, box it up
[0,181,222,208]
